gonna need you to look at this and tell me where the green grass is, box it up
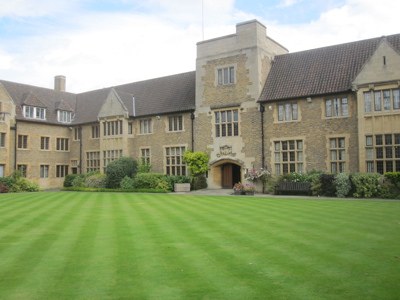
[0,192,399,300]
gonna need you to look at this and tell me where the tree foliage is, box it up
[183,150,209,177]
[105,157,138,189]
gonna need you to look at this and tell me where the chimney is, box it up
[54,75,66,92]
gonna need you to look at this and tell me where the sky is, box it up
[0,0,399,93]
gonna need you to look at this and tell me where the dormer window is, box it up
[57,110,73,123]
[23,105,46,120]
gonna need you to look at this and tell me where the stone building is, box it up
[0,20,399,190]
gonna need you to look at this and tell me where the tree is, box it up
[183,150,209,177]
[105,157,138,188]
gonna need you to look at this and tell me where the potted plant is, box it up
[233,182,244,195]
[243,183,256,195]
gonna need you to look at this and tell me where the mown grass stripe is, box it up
[0,193,399,300]
[0,194,87,299]
[32,193,102,300]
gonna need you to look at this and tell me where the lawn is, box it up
[0,192,399,300]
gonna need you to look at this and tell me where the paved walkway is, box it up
[179,188,399,201]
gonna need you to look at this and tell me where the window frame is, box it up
[139,119,153,135]
[278,103,298,121]
[365,133,400,173]
[214,109,239,137]
[325,98,348,118]
[57,110,72,123]
[40,136,50,150]
[23,105,46,120]
[165,146,186,176]
[217,66,235,85]
[0,132,5,147]
[168,115,183,132]
[273,139,304,175]
[17,135,28,149]
[40,165,49,178]
[56,138,69,151]
[329,137,347,173]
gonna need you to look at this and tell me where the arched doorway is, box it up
[221,163,241,189]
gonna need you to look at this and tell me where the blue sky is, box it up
[0,0,398,92]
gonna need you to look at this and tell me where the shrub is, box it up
[120,176,135,190]
[376,182,399,199]
[192,174,207,190]
[0,183,10,193]
[311,176,323,196]
[0,177,16,189]
[384,172,400,189]
[183,150,209,177]
[334,173,351,198]
[9,177,42,193]
[319,174,336,197]
[132,173,167,189]
[265,175,281,194]
[350,173,381,198]
[138,162,152,173]
[106,157,138,189]
[64,174,80,187]
[72,175,86,187]
[85,174,107,188]
[281,172,308,182]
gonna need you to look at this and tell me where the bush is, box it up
[120,176,135,190]
[0,177,16,189]
[132,173,167,189]
[85,174,107,188]
[192,175,207,190]
[384,172,400,189]
[281,172,308,182]
[138,162,152,173]
[106,157,138,189]
[64,174,80,187]
[334,173,351,198]
[183,150,209,177]
[376,182,399,199]
[350,173,381,198]
[9,177,42,193]
[0,183,10,193]
[72,175,86,187]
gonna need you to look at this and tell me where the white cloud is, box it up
[266,0,400,52]
[0,0,399,92]
[276,0,303,8]
[0,0,80,18]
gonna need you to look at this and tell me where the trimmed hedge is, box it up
[60,187,168,193]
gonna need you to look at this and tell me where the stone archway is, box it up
[209,159,244,189]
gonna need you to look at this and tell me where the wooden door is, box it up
[222,164,233,188]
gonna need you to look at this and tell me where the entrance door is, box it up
[221,163,241,189]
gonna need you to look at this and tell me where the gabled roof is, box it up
[21,92,47,108]
[259,34,400,102]
[55,100,74,112]
[73,71,195,124]
[0,80,77,124]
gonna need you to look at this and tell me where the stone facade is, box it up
[0,20,399,190]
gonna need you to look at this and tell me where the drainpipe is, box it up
[190,111,195,151]
[12,121,18,170]
[260,104,265,169]
[79,126,83,174]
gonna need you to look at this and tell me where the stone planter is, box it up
[174,183,191,192]
[234,190,243,195]
[244,191,255,195]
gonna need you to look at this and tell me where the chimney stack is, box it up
[54,75,66,92]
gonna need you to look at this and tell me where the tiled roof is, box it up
[114,71,196,117]
[73,71,196,124]
[1,71,196,125]
[259,34,400,102]
[0,80,77,124]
